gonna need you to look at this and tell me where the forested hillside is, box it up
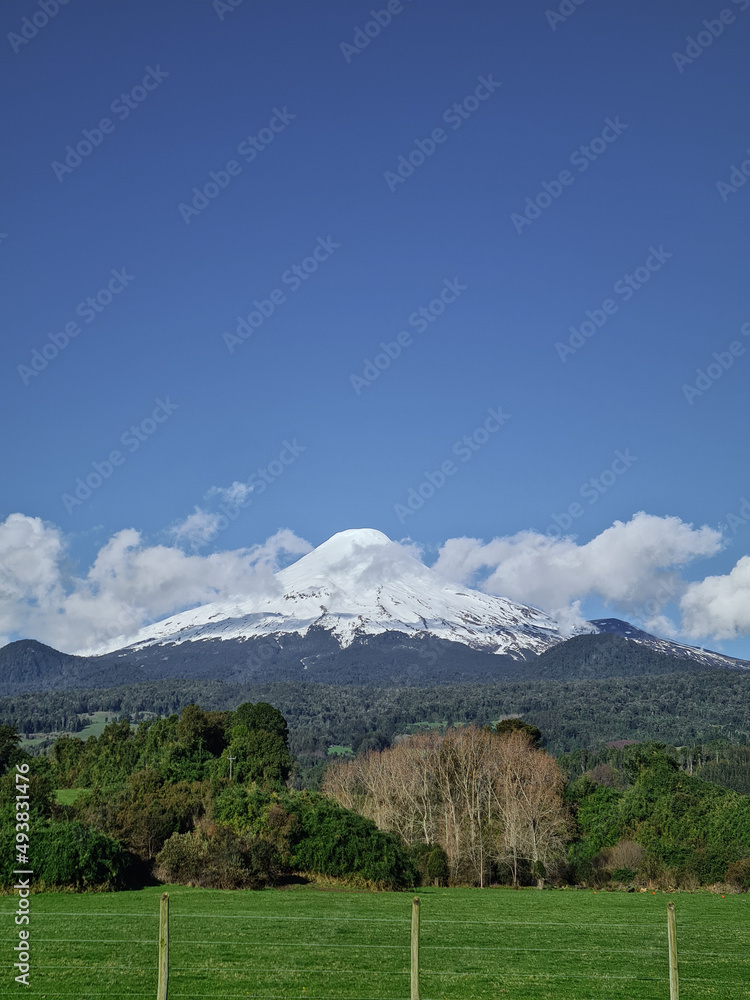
[1,630,744,697]
[4,668,750,785]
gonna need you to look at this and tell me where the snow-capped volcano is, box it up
[84,528,593,657]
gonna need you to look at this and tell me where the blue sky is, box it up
[2,0,750,656]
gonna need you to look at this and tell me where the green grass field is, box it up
[75,711,118,740]
[19,712,117,750]
[1,885,747,999]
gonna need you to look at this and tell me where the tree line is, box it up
[3,707,750,892]
[5,670,750,787]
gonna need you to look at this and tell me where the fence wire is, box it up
[2,898,748,1000]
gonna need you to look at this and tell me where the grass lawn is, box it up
[1,885,747,999]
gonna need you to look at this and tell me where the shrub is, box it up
[684,848,731,885]
[409,843,449,886]
[726,857,750,890]
[75,771,205,860]
[153,830,206,885]
[425,845,449,885]
[0,820,133,889]
[38,822,132,888]
[154,825,278,889]
[287,792,417,889]
[611,867,636,882]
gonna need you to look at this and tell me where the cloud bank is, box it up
[432,512,723,633]
[681,556,750,640]
[0,510,747,654]
[0,514,310,653]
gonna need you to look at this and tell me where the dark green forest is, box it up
[564,742,750,889]
[4,667,750,785]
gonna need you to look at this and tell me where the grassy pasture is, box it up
[1,885,748,999]
[76,711,117,740]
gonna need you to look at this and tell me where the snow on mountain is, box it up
[590,618,750,671]
[82,528,594,657]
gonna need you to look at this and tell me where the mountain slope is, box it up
[589,618,748,670]
[2,529,747,695]
[0,640,145,696]
[82,528,592,658]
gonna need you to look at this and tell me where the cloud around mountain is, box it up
[433,512,723,635]
[0,510,746,654]
[0,516,310,653]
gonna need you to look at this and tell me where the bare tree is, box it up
[324,725,571,887]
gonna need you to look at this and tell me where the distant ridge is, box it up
[590,618,749,671]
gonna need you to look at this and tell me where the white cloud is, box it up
[170,507,223,547]
[433,512,723,629]
[246,528,312,569]
[680,555,750,640]
[207,481,254,505]
[0,514,66,646]
[0,514,311,654]
[170,481,256,548]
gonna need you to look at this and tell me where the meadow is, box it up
[2,885,748,999]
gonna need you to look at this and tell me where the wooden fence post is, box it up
[411,896,420,1000]
[667,901,679,1000]
[157,892,169,1000]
